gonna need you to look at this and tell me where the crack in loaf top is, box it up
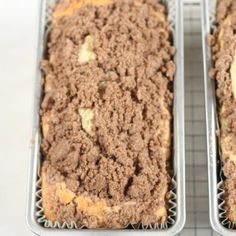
[40,0,175,228]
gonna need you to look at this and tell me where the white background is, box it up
[0,0,38,235]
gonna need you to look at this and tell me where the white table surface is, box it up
[0,0,38,235]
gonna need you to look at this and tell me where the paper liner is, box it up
[35,0,178,230]
[216,172,236,229]
[208,0,236,230]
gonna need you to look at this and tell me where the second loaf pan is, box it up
[26,0,185,235]
[202,0,236,235]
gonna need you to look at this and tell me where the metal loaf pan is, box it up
[202,0,236,235]
[26,0,185,235]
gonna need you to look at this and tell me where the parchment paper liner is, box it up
[35,0,178,230]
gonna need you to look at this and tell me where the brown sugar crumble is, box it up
[40,0,175,228]
[210,0,236,223]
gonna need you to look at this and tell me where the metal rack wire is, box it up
[179,1,220,235]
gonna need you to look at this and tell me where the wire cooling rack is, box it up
[178,1,220,235]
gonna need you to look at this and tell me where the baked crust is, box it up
[41,161,168,227]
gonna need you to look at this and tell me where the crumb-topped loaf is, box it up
[209,0,236,223]
[40,0,175,228]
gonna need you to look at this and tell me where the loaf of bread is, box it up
[40,0,175,228]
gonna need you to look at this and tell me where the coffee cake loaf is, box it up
[40,0,175,228]
[209,0,236,223]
